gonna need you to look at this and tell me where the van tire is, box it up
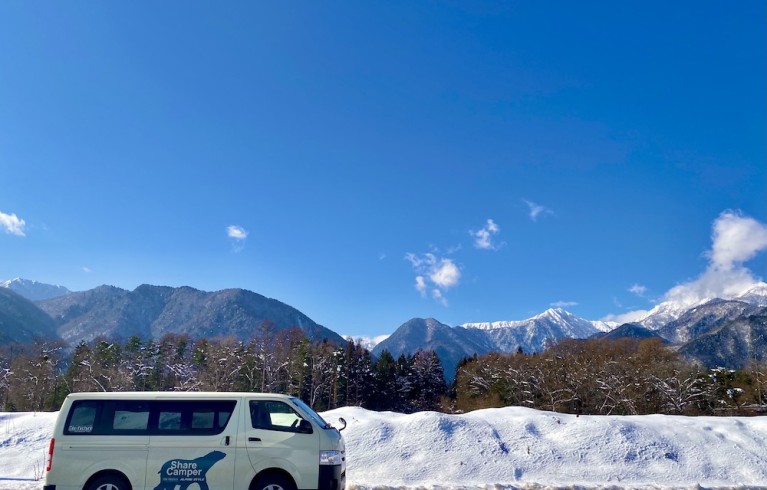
[252,474,295,490]
[85,474,131,490]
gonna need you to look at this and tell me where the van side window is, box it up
[65,401,99,434]
[111,402,151,432]
[192,411,214,429]
[250,400,303,432]
[158,410,182,430]
[154,400,237,435]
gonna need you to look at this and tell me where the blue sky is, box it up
[1,1,765,338]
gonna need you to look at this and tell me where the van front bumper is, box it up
[318,464,345,490]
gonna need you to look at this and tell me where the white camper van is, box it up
[43,392,346,490]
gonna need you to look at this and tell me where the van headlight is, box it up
[319,450,343,465]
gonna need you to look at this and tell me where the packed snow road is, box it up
[2,406,767,489]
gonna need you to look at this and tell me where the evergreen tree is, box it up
[372,350,398,411]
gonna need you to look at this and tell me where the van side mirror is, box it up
[338,417,346,432]
[297,419,313,434]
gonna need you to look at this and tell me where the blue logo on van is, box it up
[154,450,226,490]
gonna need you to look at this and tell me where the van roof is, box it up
[63,391,295,400]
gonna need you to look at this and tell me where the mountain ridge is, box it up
[0,279,344,345]
[374,283,767,378]
[3,278,766,374]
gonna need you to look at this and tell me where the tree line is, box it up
[0,330,764,416]
[0,326,445,414]
[452,338,767,416]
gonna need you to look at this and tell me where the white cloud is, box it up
[606,210,767,321]
[601,309,650,324]
[406,252,461,306]
[227,225,248,240]
[82,267,92,273]
[471,219,502,250]
[550,300,578,308]
[430,258,461,289]
[708,210,767,270]
[227,225,248,252]
[523,199,553,222]
[343,334,390,350]
[0,211,26,236]
[663,210,767,306]
[629,284,647,296]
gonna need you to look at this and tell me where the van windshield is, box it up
[290,397,332,429]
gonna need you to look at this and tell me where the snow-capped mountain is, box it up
[374,309,614,380]
[374,284,767,379]
[657,298,762,345]
[735,282,767,306]
[461,308,607,353]
[634,281,767,329]
[0,277,71,301]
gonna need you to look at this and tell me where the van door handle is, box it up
[225,436,230,446]
[248,437,261,442]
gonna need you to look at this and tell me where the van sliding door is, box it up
[146,400,238,490]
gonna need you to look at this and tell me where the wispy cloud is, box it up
[432,289,448,307]
[550,300,578,308]
[227,225,248,252]
[523,199,553,222]
[406,252,461,306]
[471,219,502,250]
[82,266,92,273]
[0,211,26,236]
[629,284,647,297]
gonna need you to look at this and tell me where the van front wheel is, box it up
[252,474,295,490]
[85,474,131,490]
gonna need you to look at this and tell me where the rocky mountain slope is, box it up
[36,283,344,344]
[0,279,343,345]
[371,318,496,380]
[0,288,58,343]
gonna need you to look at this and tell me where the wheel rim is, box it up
[96,484,122,490]
[262,485,285,490]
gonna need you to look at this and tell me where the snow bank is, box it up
[2,407,767,490]
[326,406,767,490]
[0,412,57,490]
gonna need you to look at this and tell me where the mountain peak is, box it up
[534,308,573,322]
[736,282,767,306]
[1,278,72,301]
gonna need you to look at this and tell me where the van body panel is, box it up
[51,437,148,490]
[44,392,346,490]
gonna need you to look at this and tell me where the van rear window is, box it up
[64,399,237,436]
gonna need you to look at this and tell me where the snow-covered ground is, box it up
[2,407,767,490]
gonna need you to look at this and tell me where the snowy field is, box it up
[2,406,767,490]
